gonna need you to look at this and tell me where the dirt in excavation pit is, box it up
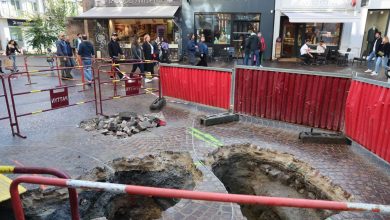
[207,144,353,220]
[14,151,202,220]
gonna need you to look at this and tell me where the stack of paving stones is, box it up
[79,112,165,138]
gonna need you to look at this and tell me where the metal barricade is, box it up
[0,74,13,135]
[0,166,79,219]
[9,175,390,220]
[6,66,97,138]
[95,60,161,116]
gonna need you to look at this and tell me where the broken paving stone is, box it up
[97,121,105,130]
[131,128,140,134]
[101,129,110,135]
[137,121,150,131]
[119,111,137,121]
[120,120,127,128]
[116,131,126,137]
[108,122,117,132]
[85,126,95,131]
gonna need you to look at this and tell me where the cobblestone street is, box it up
[0,58,390,220]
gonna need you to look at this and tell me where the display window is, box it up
[280,16,342,57]
[361,10,390,56]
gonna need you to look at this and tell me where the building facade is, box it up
[0,0,45,52]
[272,0,362,59]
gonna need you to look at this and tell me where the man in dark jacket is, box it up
[244,30,259,66]
[77,35,94,85]
[64,36,74,79]
[56,33,70,79]
[365,31,382,73]
[187,33,197,65]
[108,33,126,79]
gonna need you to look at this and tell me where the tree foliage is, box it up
[23,0,78,53]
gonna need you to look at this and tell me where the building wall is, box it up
[180,0,276,59]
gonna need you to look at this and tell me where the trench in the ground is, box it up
[208,144,353,220]
[1,151,202,220]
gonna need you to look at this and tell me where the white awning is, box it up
[76,6,180,19]
[283,12,360,23]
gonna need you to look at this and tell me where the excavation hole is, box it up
[14,151,202,220]
[207,144,353,220]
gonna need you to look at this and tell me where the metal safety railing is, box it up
[0,166,79,220]
[6,66,97,138]
[8,175,390,220]
[96,60,161,116]
[0,74,13,135]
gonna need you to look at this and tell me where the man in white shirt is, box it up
[317,40,327,54]
[300,39,313,65]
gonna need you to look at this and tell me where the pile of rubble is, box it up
[79,112,166,138]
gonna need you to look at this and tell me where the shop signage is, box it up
[105,0,181,7]
[50,88,69,109]
[279,0,354,9]
[125,78,141,96]
[7,19,27,27]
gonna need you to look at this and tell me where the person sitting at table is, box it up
[316,40,327,54]
[300,39,313,65]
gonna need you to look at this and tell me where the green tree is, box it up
[45,0,77,33]
[24,15,57,54]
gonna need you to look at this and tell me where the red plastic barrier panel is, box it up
[234,68,351,132]
[160,65,231,109]
[345,80,390,163]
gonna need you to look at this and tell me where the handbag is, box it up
[377,51,384,57]
[47,57,54,63]
[4,58,13,70]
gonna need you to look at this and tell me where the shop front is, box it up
[72,0,181,60]
[273,0,361,59]
[0,19,28,52]
[360,0,390,57]
[181,0,275,60]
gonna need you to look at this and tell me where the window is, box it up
[10,0,21,10]
[195,13,232,44]
[361,0,369,7]
[304,23,342,46]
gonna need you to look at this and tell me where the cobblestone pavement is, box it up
[0,59,389,219]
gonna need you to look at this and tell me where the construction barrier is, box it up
[0,74,13,135]
[234,66,352,132]
[9,175,390,220]
[345,78,390,163]
[0,166,79,220]
[6,67,97,138]
[96,61,161,116]
[160,64,232,109]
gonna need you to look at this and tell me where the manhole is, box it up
[6,152,202,220]
[207,144,353,220]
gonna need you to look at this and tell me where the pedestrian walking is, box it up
[187,33,197,65]
[371,36,390,78]
[160,37,170,63]
[64,36,74,79]
[130,36,146,79]
[73,33,82,53]
[108,32,128,80]
[244,30,259,66]
[6,40,21,72]
[257,32,266,67]
[196,36,208,67]
[46,48,55,71]
[142,34,156,83]
[365,32,382,73]
[77,35,94,86]
[56,33,71,79]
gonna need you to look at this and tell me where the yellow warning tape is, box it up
[0,174,27,202]
[30,70,39,73]
[30,90,42,93]
[113,96,121,99]
[112,64,120,67]
[112,80,120,83]
[0,166,14,173]
[31,110,43,114]
[76,101,85,105]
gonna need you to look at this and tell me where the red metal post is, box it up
[0,75,14,136]
[7,72,25,138]
[12,167,79,220]
[23,56,32,85]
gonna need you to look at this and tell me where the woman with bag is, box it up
[130,36,146,80]
[371,36,390,77]
[6,40,21,72]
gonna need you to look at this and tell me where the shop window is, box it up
[362,10,390,56]
[10,0,21,10]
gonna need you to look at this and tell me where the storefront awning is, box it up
[76,6,180,19]
[283,12,359,23]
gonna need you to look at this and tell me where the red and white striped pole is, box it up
[10,176,390,220]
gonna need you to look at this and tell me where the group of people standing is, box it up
[364,32,390,81]
[0,40,22,74]
[243,30,266,67]
[186,34,209,67]
[55,32,170,85]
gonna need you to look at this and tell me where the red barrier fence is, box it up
[234,66,352,132]
[0,75,13,135]
[345,79,390,163]
[9,175,390,220]
[160,64,232,109]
